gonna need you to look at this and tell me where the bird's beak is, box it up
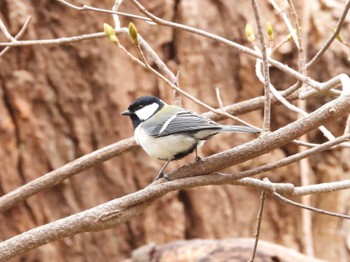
[121,110,132,116]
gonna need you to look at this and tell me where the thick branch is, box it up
[167,93,350,180]
[0,138,137,213]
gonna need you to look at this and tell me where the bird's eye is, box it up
[138,105,144,109]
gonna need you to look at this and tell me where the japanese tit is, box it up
[121,96,259,180]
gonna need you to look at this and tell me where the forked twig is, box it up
[249,190,266,262]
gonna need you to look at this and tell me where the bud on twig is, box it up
[266,22,273,40]
[332,27,344,43]
[103,23,118,43]
[128,22,139,45]
[245,24,256,42]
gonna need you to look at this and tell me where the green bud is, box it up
[245,24,255,42]
[103,23,118,43]
[266,22,273,40]
[128,22,138,45]
[332,27,344,43]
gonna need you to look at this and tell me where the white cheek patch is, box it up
[135,102,160,120]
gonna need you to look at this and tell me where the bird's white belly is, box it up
[135,125,197,161]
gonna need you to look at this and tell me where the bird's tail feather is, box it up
[220,125,260,134]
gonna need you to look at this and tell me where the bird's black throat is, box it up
[130,114,142,129]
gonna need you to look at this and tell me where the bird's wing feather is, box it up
[150,110,221,137]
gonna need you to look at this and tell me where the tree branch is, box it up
[167,92,350,180]
[0,138,137,213]
[249,190,266,262]
[251,0,271,132]
[0,16,32,58]
[307,0,350,68]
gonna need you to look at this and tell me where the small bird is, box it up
[121,96,259,180]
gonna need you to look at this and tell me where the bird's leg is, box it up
[153,161,171,181]
[195,147,202,161]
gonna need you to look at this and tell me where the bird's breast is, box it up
[134,125,197,161]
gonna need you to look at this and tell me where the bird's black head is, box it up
[121,96,165,129]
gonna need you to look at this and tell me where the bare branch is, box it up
[273,191,350,220]
[0,0,342,99]
[112,0,123,29]
[249,190,266,262]
[307,0,350,68]
[0,31,109,46]
[269,0,300,48]
[129,0,319,90]
[0,138,137,213]
[251,0,271,132]
[0,18,16,41]
[0,16,32,58]
[222,133,350,183]
[286,0,314,254]
[292,180,350,196]
[55,0,152,22]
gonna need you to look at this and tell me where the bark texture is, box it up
[0,0,349,261]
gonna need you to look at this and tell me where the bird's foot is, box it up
[153,171,164,181]
[162,174,171,181]
[153,172,171,182]
[195,156,202,162]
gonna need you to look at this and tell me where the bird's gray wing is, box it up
[152,110,221,137]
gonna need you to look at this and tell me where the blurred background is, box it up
[0,0,350,261]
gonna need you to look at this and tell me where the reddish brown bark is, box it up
[0,0,349,261]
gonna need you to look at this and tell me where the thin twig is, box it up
[0,31,110,46]
[307,0,350,68]
[215,87,225,111]
[136,34,259,129]
[112,0,123,29]
[129,0,320,90]
[0,18,16,41]
[174,71,182,107]
[249,190,266,262]
[56,0,153,23]
[273,191,350,220]
[0,17,32,58]
[247,0,271,131]
[269,0,300,48]
[0,0,340,97]
[273,35,292,52]
[287,0,314,254]
[292,180,350,196]
[216,133,350,183]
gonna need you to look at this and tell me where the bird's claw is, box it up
[153,171,164,181]
[153,172,171,182]
[162,174,171,181]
